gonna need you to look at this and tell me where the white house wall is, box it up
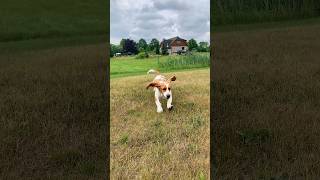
[171,46,188,53]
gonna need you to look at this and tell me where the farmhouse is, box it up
[160,36,188,55]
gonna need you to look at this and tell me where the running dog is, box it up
[146,69,176,113]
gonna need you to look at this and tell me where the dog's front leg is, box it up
[155,96,163,113]
[167,96,173,111]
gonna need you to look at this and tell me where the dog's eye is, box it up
[168,88,171,90]
[163,88,166,91]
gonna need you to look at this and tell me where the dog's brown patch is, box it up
[146,82,161,89]
[147,75,176,92]
[170,76,176,81]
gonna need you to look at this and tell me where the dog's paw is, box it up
[168,105,173,111]
[157,108,163,113]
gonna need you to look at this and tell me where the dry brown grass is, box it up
[0,44,108,179]
[110,69,210,179]
[212,23,320,178]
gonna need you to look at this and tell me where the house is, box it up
[160,36,188,55]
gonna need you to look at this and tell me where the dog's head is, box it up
[146,76,176,99]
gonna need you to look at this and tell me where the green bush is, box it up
[135,52,149,59]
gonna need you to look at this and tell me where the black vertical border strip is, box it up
[210,0,217,179]
[106,0,110,179]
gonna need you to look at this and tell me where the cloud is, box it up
[153,0,190,11]
[110,0,210,44]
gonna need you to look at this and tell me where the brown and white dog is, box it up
[146,69,176,113]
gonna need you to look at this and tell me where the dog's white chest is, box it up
[154,88,163,98]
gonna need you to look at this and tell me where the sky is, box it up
[110,0,210,44]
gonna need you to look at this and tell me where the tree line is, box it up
[110,38,209,57]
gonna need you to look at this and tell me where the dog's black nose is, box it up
[166,95,170,99]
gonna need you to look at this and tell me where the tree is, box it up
[149,38,160,54]
[161,45,168,55]
[120,39,125,49]
[149,38,160,51]
[110,44,115,57]
[188,38,198,51]
[138,38,148,51]
[110,44,123,57]
[121,39,138,54]
[198,41,209,52]
[155,47,160,54]
[160,39,169,55]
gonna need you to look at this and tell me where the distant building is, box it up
[160,36,188,55]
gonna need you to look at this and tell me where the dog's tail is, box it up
[147,69,160,75]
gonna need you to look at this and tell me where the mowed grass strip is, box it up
[110,69,210,179]
[110,56,159,78]
[212,22,320,178]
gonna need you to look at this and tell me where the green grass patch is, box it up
[118,134,129,145]
[198,171,206,180]
[191,116,205,129]
[111,53,210,78]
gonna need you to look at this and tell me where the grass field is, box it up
[212,0,320,25]
[0,0,109,178]
[212,19,320,178]
[0,0,107,42]
[111,53,210,78]
[213,16,320,33]
[0,44,108,178]
[110,69,210,179]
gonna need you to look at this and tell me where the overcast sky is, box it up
[111,0,210,44]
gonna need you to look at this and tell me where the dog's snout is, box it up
[166,95,170,99]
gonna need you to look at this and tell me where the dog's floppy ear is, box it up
[146,82,161,89]
[169,76,176,82]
